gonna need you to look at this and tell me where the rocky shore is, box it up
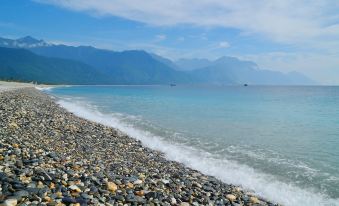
[0,88,279,206]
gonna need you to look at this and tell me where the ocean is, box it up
[44,85,339,206]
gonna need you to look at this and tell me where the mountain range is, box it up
[0,36,315,85]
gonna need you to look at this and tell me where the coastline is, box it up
[0,88,277,206]
[0,81,55,92]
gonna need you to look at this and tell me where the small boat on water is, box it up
[170,84,176,87]
[244,84,248,86]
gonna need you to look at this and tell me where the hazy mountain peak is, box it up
[17,36,41,43]
[215,56,238,62]
[0,36,50,48]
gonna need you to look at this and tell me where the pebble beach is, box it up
[0,87,279,206]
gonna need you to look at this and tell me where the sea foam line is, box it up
[35,86,55,91]
[57,99,339,206]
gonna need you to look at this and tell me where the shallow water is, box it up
[47,85,339,206]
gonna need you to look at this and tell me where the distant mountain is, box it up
[0,47,109,84]
[29,45,191,84]
[189,56,315,85]
[175,58,213,71]
[0,36,316,85]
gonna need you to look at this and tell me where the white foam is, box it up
[35,86,55,91]
[57,99,339,206]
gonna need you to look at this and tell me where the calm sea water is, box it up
[45,85,339,206]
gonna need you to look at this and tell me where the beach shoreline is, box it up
[0,81,55,93]
[0,87,277,205]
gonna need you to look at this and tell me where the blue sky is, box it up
[1,0,339,84]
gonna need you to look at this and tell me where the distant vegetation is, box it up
[0,36,315,85]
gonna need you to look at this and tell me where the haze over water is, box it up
[47,85,339,206]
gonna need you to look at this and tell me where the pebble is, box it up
[250,196,260,204]
[226,194,237,202]
[133,179,143,185]
[69,185,82,192]
[3,199,17,206]
[107,182,118,192]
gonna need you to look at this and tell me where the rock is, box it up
[15,160,23,168]
[180,202,190,206]
[107,182,118,192]
[135,190,144,196]
[133,179,143,185]
[126,194,137,203]
[250,196,260,204]
[136,196,146,204]
[3,199,18,206]
[13,190,29,199]
[56,191,63,198]
[170,197,177,204]
[89,186,98,195]
[145,191,157,199]
[62,197,77,204]
[127,182,134,188]
[9,122,19,129]
[226,194,236,202]
[69,185,82,192]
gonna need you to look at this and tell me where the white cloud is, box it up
[218,41,230,48]
[155,34,166,42]
[34,0,339,45]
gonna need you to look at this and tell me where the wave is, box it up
[57,98,339,206]
[35,86,55,91]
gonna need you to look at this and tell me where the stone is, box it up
[127,182,134,189]
[180,202,190,206]
[9,122,19,129]
[107,182,118,192]
[13,190,29,199]
[89,186,98,194]
[133,179,143,185]
[69,185,82,192]
[135,190,144,196]
[15,160,23,168]
[62,197,77,204]
[56,191,63,198]
[145,191,157,199]
[126,194,137,203]
[250,196,260,204]
[170,197,177,204]
[226,194,236,202]
[49,182,55,189]
[4,199,18,206]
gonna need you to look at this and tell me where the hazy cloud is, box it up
[218,41,230,48]
[34,0,339,45]
[155,34,167,42]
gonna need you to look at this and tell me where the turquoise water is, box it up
[46,85,339,206]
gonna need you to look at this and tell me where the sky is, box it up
[1,0,339,84]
